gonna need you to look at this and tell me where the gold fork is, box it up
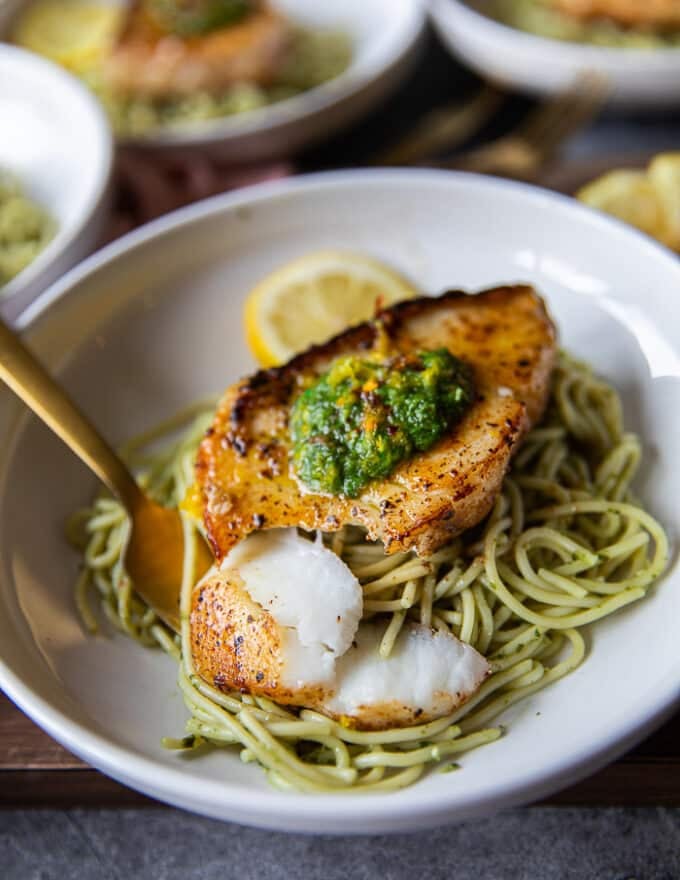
[0,318,213,631]
[435,74,609,180]
[373,84,504,167]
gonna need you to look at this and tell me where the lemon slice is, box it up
[648,152,680,252]
[577,170,673,247]
[244,251,418,367]
[13,1,122,75]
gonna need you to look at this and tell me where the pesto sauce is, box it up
[290,349,475,498]
[146,0,252,37]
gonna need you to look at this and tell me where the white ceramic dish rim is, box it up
[0,45,113,301]
[1,169,680,831]
[115,0,426,148]
[438,0,680,63]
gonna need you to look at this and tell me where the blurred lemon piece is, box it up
[577,169,672,246]
[648,152,680,252]
[13,1,122,75]
[244,251,418,367]
[577,152,680,252]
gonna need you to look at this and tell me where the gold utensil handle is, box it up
[0,319,143,512]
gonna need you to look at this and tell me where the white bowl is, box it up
[0,170,679,833]
[2,0,425,160]
[429,0,680,110]
[0,45,113,321]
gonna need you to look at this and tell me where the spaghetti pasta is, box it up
[68,353,668,792]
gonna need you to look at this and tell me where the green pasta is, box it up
[68,353,668,792]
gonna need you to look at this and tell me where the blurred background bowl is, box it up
[1,0,426,161]
[0,44,113,321]
[429,0,680,110]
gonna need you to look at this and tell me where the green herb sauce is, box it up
[146,0,252,37]
[290,349,475,498]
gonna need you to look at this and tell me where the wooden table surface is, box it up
[2,30,679,812]
[2,692,679,808]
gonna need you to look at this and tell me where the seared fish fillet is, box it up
[554,0,680,28]
[195,285,557,560]
[191,530,490,730]
[104,1,292,97]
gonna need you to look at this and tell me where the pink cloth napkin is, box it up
[105,149,294,241]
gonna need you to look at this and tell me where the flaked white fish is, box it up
[190,529,490,730]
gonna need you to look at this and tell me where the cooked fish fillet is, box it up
[195,285,557,560]
[554,0,680,28]
[325,621,490,728]
[190,530,490,730]
[104,1,293,97]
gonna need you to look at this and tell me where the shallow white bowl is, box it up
[429,0,680,110]
[2,0,425,160]
[0,45,113,320]
[0,170,679,833]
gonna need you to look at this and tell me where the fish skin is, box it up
[195,285,557,561]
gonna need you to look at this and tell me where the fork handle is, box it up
[0,318,144,512]
[439,139,540,178]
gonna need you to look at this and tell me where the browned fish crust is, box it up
[191,568,328,707]
[195,285,558,561]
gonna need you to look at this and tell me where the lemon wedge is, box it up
[13,1,122,75]
[244,251,418,367]
[577,169,672,246]
[648,152,680,251]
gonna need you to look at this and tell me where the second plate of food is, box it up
[0,169,678,833]
[2,0,424,159]
[429,0,680,109]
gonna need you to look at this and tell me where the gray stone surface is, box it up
[567,118,680,162]
[1,807,680,880]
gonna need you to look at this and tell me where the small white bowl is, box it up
[429,0,680,110]
[2,0,425,161]
[0,45,113,321]
[0,170,679,832]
